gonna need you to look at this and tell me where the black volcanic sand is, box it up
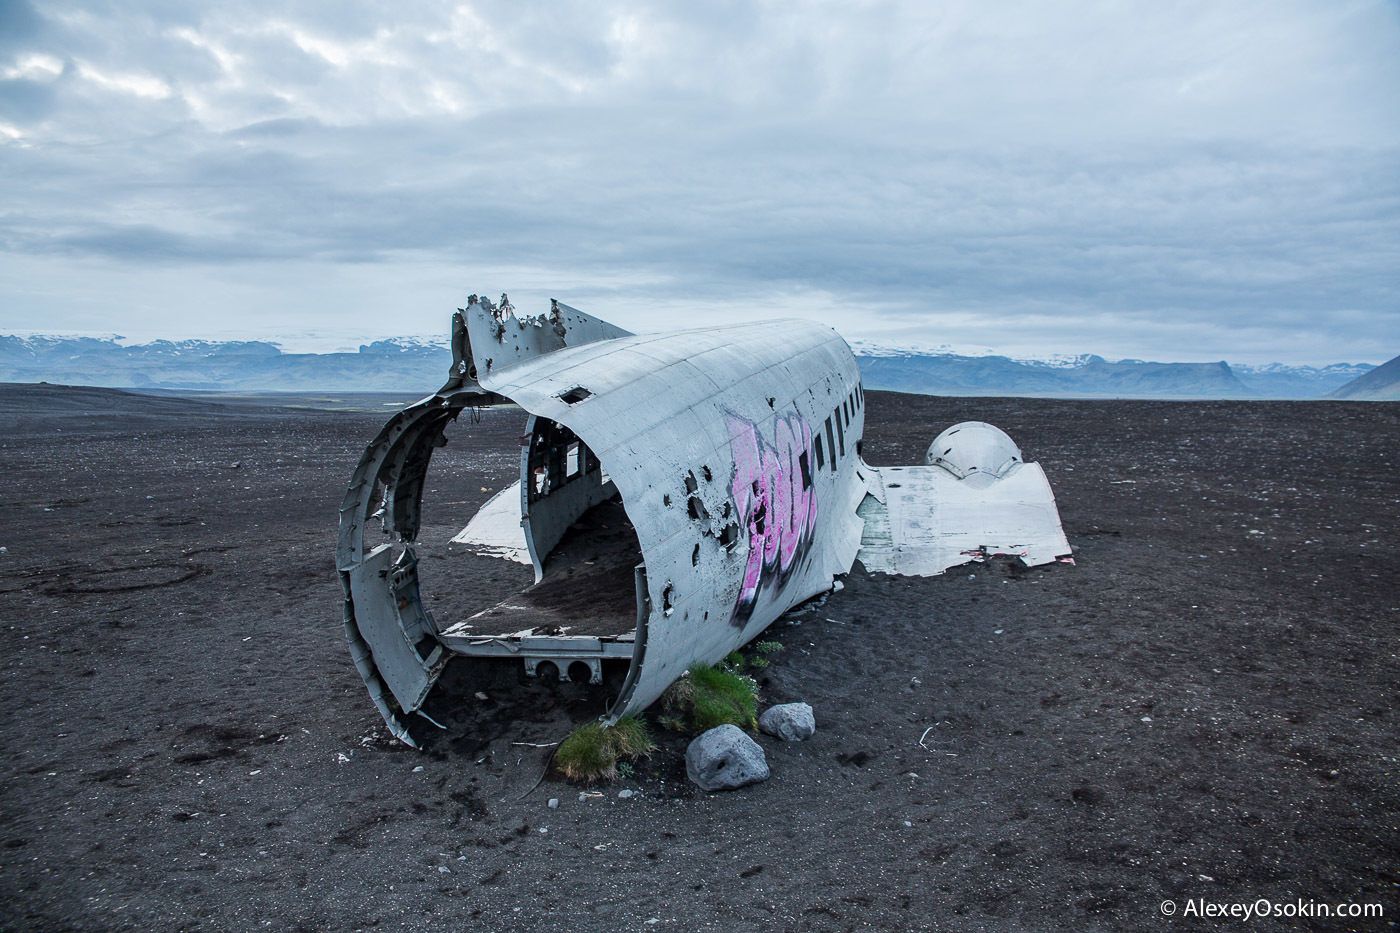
[1,383,1397,932]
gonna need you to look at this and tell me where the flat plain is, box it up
[1,384,1396,932]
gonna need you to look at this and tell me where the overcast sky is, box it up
[2,1,1397,364]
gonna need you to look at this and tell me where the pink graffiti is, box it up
[727,411,817,624]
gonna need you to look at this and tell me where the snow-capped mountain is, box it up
[0,334,1383,398]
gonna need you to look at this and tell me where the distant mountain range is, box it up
[1324,352,1400,401]
[853,348,1375,399]
[0,334,1389,400]
[0,335,452,394]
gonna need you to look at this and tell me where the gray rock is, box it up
[547,798,559,809]
[758,702,816,741]
[686,724,769,791]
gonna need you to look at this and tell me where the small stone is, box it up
[437,866,450,874]
[474,692,489,701]
[618,789,635,799]
[547,798,559,809]
[903,821,913,827]
[758,702,816,742]
[686,724,769,791]
[1140,716,1152,722]
[412,765,424,773]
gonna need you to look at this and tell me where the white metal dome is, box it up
[924,421,1023,484]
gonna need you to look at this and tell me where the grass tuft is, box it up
[553,715,655,784]
[658,664,759,733]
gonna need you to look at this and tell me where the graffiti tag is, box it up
[727,411,817,626]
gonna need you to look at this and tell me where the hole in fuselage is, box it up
[520,495,644,636]
[379,405,642,743]
[415,412,645,645]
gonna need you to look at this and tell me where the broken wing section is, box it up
[451,480,530,564]
[857,421,1072,576]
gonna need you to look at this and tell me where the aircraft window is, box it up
[558,386,592,404]
[799,451,812,489]
[565,441,581,478]
[835,409,845,457]
[814,435,825,470]
[825,418,837,469]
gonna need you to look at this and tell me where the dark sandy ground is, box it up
[0,383,1396,932]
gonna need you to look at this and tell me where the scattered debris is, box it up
[547,798,559,809]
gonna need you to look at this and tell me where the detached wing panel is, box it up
[857,463,1072,576]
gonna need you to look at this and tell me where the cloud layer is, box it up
[2,1,1398,363]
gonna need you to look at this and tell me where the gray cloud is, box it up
[0,0,1397,364]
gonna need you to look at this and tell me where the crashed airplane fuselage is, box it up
[336,296,1071,744]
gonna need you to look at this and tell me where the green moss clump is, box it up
[554,715,655,784]
[659,664,759,733]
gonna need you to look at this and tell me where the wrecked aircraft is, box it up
[337,296,1072,745]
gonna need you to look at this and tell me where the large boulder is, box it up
[758,702,816,742]
[685,724,770,791]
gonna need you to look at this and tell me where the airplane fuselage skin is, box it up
[337,297,1069,745]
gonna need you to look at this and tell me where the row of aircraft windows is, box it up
[808,381,863,482]
[692,379,864,504]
